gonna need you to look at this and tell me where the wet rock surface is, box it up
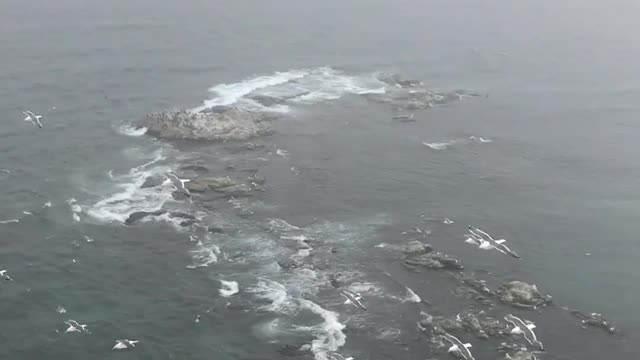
[496,281,552,309]
[186,176,238,192]
[141,174,167,188]
[404,251,464,271]
[142,108,275,141]
[570,310,617,334]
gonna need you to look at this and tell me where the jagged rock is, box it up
[142,108,275,141]
[570,310,617,334]
[402,241,433,256]
[186,177,237,192]
[179,165,209,173]
[169,212,196,220]
[431,312,508,339]
[277,344,310,357]
[141,175,166,188]
[404,251,463,271]
[496,281,552,309]
[455,273,495,296]
[180,219,197,227]
[124,210,167,225]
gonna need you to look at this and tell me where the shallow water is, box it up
[2,0,640,359]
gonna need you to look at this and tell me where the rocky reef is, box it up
[401,241,464,271]
[141,108,275,141]
[496,281,552,309]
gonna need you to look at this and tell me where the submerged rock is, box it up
[496,281,552,309]
[430,312,509,339]
[570,310,617,334]
[142,108,275,141]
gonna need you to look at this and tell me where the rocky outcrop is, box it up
[496,281,552,309]
[424,312,509,339]
[402,240,433,256]
[186,177,237,192]
[124,210,196,226]
[404,252,463,271]
[504,350,538,360]
[142,108,275,141]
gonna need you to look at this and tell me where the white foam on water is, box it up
[194,67,386,113]
[194,69,309,112]
[187,242,220,269]
[0,219,19,224]
[349,282,383,296]
[469,136,492,143]
[298,299,347,360]
[118,125,148,137]
[42,201,52,208]
[423,141,456,150]
[249,279,297,314]
[23,211,33,216]
[85,150,175,224]
[219,280,239,297]
[56,306,67,314]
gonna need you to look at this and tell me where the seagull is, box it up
[22,110,43,128]
[0,270,13,281]
[340,289,367,311]
[64,320,89,334]
[469,225,520,258]
[165,173,191,198]
[113,339,139,350]
[504,314,544,351]
[441,332,475,360]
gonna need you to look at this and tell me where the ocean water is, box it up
[2,0,640,359]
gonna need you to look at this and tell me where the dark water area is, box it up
[2,0,640,359]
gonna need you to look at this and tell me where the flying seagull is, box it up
[165,173,191,198]
[0,270,13,281]
[340,289,367,311]
[504,314,544,351]
[22,110,43,128]
[468,225,520,258]
[113,339,139,350]
[441,332,475,360]
[64,320,89,334]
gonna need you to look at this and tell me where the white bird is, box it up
[341,289,367,311]
[441,332,475,360]
[22,110,43,128]
[504,314,544,351]
[165,173,191,198]
[0,270,13,281]
[64,320,89,334]
[113,339,139,350]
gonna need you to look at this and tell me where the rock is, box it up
[142,108,275,141]
[504,350,538,360]
[277,259,302,270]
[402,241,434,256]
[277,344,309,357]
[570,310,617,334]
[248,173,266,185]
[456,273,495,296]
[169,212,196,220]
[431,313,509,340]
[496,281,552,309]
[124,210,167,225]
[404,252,463,271]
[179,165,209,173]
[186,177,237,192]
[141,175,166,188]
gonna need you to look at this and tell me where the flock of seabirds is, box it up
[2,108,593,359]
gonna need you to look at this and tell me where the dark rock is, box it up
[141,175,166,188]
[142,108,275,141]
[496,281,552,309]
[124,210,167,225]
[277,344,309,357]
[455,273,495,296]
[172,191,191,201]
[169,212,196,220]
[570,310,617,334]
[277,259,302,270]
